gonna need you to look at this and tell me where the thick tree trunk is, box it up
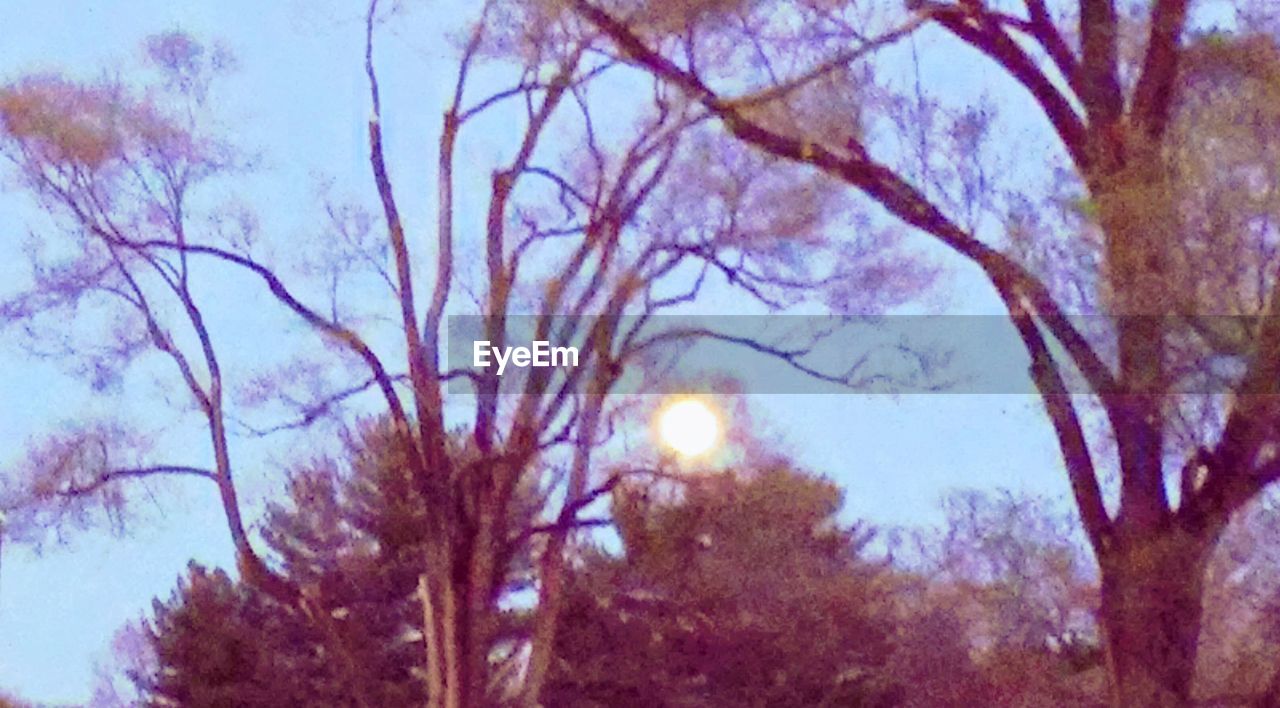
[1098,526,1217,707]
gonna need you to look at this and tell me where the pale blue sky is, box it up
[0,2,1076,703]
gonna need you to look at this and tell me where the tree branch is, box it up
[719,15,928,110]
[1130,0,1191,139]
[1078,0,1124,128]
[57,465,216,498]
[1023,0,1082,97]
[119,236,411,433]
[924,1,1090,171]
[366,0,443,473]
[575,0,1119,402]
[233,375,403,437]
[1007,293,1112,546]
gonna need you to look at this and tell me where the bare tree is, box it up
[574,1,1280,705]
[0,3,926,706]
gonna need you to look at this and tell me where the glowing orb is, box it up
[657,398,721,458]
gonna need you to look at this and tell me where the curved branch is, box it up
[1023,0,1082,97]
[233,375,404,437]
[58,465,215,498]
[1006,293,1112,547]
[122,237,411,433]
[924,2,1090,171]
[575,1,1118,401]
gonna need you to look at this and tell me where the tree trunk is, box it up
[419,528,503,708]
[420,555,472,708]
[1098,526,1217,707]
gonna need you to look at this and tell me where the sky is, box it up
[0,2,1078,703]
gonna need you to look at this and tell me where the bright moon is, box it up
[657,398,721,458]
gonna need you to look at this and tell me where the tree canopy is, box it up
[9,1,1280,706]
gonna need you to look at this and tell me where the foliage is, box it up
[1196,492,1280,702]
[548,467,952,706]
[136,423,431,706]
[132,455,1002,706]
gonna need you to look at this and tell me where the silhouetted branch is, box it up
[58,465,216,498]
[233,375,406,437]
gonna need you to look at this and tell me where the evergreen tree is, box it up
[139,423,429,706]
[547,467,923,706]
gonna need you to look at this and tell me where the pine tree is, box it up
[547,467,919,706]
[138,422,429,706]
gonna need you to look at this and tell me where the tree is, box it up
[919,489,1104,705]
[546,466,905,706]
[88,621,155,707]
[0,5,930,706]
[134,448,996,707]
[135,423,431,706]
[574,2,1280,704]
[129,420,535,705]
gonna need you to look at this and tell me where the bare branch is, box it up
[1006,293,1112,547]
[1078,0,1124,128]
[366,0,440,457]
[720,15,928,110]
[232,375,402,438]
[114,236,410,432]
[575,1,1119,403]
[58,465,216,498]
[920,1,1090,171]
[1023,0,1082,96]
[1131,0,1191,139]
